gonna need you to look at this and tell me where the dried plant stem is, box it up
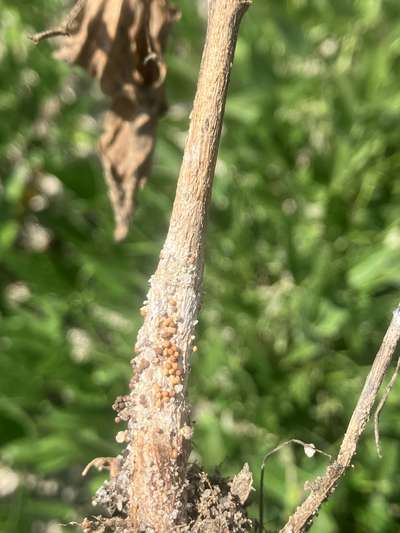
[29,0,86,43]
[120,1,250,531]
[374,354,400,458]
[280,306,400,533]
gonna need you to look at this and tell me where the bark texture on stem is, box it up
[89,2,251,532]
[279,306,400,533]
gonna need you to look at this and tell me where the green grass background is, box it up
[1,1,400,531]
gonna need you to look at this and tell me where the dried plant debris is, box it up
[80,462,253,532]
[80,516,127,533]
[56,0,180,240]
[229,463,254,506]
[187,465,253,533]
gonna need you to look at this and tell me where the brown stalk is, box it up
[86,1,251,532]
[126,2,250,528]
[279,305,400,533]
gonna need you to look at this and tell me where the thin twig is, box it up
[279,305,400,533]
[29,0,86,44]
[258,440,331,533]
[81,456,120,478]
[374,354,400,458]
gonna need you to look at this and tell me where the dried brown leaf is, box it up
[56,0,179,240]
[230,463,254,505]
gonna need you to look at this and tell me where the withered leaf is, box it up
[229,463,254,505]
[56,0,179,240]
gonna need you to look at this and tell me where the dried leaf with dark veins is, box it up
[56,0,179,240]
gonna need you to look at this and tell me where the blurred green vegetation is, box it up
[1,0,400,532]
